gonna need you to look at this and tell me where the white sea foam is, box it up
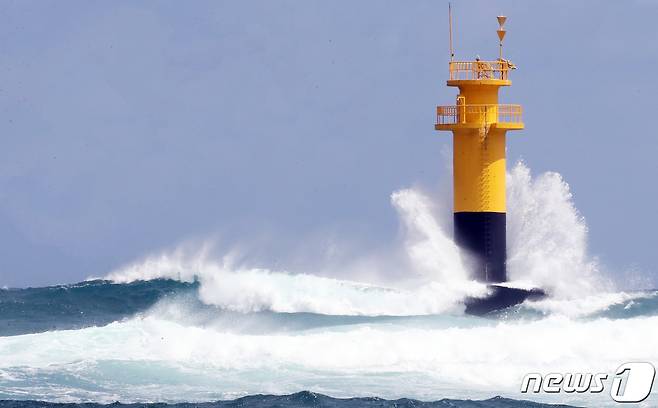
[390,188,466,283]
[507,163,610,298]
[524,290,654,317]
[104,185,486,316]
[1,313,657,406]
[110,251,484,316]
[104,162,614,316]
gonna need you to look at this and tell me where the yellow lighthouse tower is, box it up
[435,13,523,284]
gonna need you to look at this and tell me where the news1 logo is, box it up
[521,362,656,403]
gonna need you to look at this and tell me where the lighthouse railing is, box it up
[449,60,513,81]
[436,104,522,125]
[496,104,523,123]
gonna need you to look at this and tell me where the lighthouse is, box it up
[435,12,543,313]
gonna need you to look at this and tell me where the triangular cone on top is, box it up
[497,16,507,27]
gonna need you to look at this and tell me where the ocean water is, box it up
[1,163,656,407]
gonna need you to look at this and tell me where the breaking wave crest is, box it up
[104,162,620,317]
[107,234,486,316]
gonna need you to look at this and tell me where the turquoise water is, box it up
[1,279,656,407]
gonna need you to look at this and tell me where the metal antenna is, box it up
[449,3,454,61]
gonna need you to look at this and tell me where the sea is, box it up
[1,163,656,408]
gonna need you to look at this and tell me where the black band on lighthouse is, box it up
[454,212,506,283]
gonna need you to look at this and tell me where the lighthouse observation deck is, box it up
[435,103,523,131]
[448,60,515,82]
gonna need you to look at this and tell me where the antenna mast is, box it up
[497,15,507,60]
[449,3,454,61]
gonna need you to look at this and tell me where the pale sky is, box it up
[1,0,657,287]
